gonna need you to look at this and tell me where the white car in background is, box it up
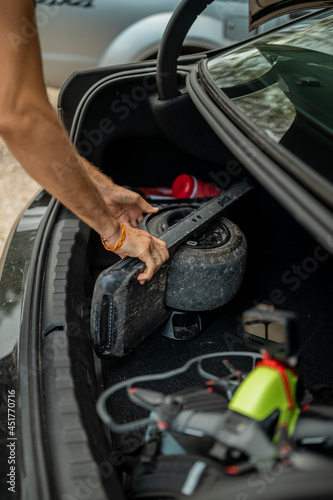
[36,0,294,87]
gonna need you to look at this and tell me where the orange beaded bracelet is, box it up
[101,222,126,252]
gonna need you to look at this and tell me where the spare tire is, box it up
[142,206,247,311]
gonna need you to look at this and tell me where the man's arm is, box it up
[0,0,168,283]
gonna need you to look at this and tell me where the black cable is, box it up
[96,351,260,433]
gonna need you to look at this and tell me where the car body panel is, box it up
[37,0,180,85]
[0,190,49,360]
[100,9,292,67]
[0,190,51,499]
[99,13,226,66]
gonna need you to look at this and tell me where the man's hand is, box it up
[78,144,168,282]
[105,222,169,285]
[79,156,158,227]
[102,184,158,227]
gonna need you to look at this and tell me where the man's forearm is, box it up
[2,103,119,238]
[79,155,116,196]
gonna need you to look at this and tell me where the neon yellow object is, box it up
[228,355,300,442]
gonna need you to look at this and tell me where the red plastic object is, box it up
[137,186,174,199]
[172,174,222,198]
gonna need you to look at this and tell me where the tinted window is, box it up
[207,12,333,184]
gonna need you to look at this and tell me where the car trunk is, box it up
[40,64,333,498]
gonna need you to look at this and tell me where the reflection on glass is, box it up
[233,83,295,142]
[243,319,286,344]
[207,14,333,89]
[268,322,286,343]
[244,321,266,339]
[206,12,333,180]
[208,47,272,89]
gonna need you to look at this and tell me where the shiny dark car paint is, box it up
[0,191,51,498]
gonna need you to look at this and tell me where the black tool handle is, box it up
[159,178,252,256]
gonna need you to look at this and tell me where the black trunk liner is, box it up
[102,251,333,426]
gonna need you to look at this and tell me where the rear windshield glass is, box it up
[206,11,333,184]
